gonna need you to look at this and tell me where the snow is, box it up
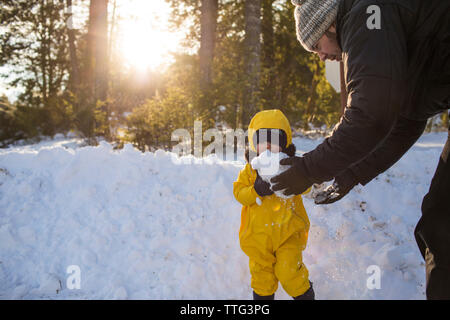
[0,132,447,300]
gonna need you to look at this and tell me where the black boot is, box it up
[293,282,315,300]
[253,291,275,300]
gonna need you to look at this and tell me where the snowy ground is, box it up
[0,132,447,300]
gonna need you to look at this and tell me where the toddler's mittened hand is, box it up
[254,174,274,197]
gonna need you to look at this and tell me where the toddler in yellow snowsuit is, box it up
[233,109,314,300]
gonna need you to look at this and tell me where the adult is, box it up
[270,0,450,299]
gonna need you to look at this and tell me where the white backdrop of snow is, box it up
[0,132,447,299]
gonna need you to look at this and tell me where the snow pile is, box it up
[250,150,292,199]
[0,132,447,299]
[0,142,247,299]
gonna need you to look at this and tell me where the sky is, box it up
[0,67,21,103]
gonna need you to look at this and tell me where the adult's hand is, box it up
[270,156,313,197]
[314,170,359,205]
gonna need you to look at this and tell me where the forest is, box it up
[0,0,447,150]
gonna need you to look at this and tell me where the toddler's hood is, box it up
[248,109,292,152]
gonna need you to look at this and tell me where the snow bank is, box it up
[0,132,447,299]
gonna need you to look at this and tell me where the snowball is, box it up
[251,150,293,199]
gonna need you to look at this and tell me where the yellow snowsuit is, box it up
[233,109,311,297]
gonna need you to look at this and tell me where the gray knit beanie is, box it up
[292,0,340,52]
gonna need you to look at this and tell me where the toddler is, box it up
[233,109,314,300]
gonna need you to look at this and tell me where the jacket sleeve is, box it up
[303,3,409,183]
[347,116,427,185]
[302,187,312,196]
[233,164,259,206]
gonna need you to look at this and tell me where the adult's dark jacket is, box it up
[303,0,450,185]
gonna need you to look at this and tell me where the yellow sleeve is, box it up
[233,163,259,206]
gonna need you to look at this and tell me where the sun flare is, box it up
[117,0,183,71]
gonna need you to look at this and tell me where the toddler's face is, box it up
[257,142,281,155]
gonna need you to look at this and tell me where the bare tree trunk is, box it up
[305,59,321,129]
[199,0,218,88]
[86,0,109,102]
[66,0,80,91]
[243,0,261,128]
[262,0,275,108]
[108,0,117,63]
[94,0,108,101]
[85,1,95,97]
[39,0,49,105]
